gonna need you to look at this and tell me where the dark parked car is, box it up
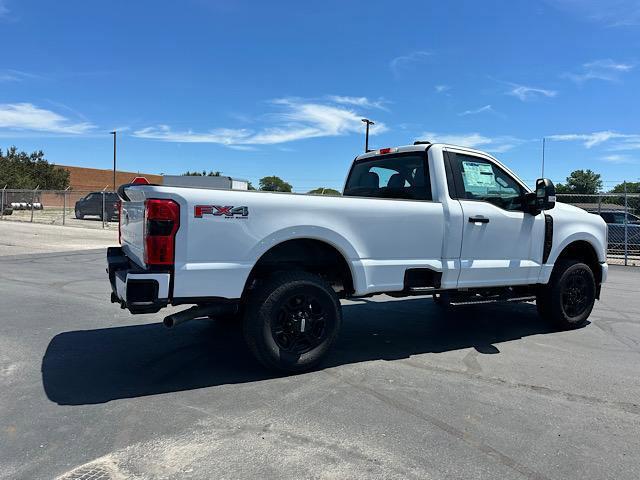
[591,210,640,253]
[75,192,120,220]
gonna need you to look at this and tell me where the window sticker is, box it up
[461,161,495,187]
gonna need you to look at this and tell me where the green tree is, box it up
[608,181,640,211]
[182,170,221,176]
[610,181,640,194]
[308,187,341,196]
[247,181,256,191]
[259,175,292,192]
[0,146,69,189]
[555,169,602,194]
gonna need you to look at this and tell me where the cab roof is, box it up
[354,142,497,161]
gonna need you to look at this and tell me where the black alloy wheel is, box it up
[560,269,591,319]
[271,292,328,354]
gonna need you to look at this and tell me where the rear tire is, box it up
[243,271,342,372]
[537,260,596,330]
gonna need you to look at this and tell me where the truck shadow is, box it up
[41,298,575,405]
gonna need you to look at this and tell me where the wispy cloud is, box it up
[584,59,634,72]
[133,98,387,146]
[563,58,634,84]
[0,69,40,82]
[44,99,90,122]
[547,131,639,148]
[544,0,640,27]
[419,132,523,153]
[0,0,9,18]
[434,85,451,94]
[609,140,640,151]
[458,105,495,116]
[389,51,431,77]
[227,145,258,151]
[0,103,94,134]
[602,154,636,164]
[110,125,131,133]
[506,83,557,101]
[326,95,389,110]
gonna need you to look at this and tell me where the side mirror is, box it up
[535,178,556,211]
[525,178,556,215]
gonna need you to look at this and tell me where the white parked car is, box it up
[108,142,608,371]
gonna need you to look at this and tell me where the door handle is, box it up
[468,216,490,224]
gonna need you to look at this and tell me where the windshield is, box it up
[343,153,431,200]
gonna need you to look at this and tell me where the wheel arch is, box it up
[243,235,357,298]
[551,239,602,285]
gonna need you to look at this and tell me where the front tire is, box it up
[75,208,84,219]
[243,271,342,372]
[537,260,596,329]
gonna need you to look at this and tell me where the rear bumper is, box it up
[107,246,170,314]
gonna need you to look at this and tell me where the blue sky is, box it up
[1,0,639,191]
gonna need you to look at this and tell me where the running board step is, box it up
[408,286,437,292]
[450,295,536,306]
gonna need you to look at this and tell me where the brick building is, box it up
[56,165,162,191]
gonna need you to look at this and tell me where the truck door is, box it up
[445,149,545,287]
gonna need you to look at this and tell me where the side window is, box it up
[344,153,432,200]
[449,153,525,211]
[611,212,627,224]
[600,213,614,223]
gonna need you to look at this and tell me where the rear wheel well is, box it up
[244,239,354,298]
[556,241,601,284]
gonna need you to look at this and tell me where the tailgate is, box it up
[119,189,146,267]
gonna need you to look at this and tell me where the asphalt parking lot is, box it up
[1,224,639,480]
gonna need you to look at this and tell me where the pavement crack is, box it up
[324,368,551,480]
[591,320,640,352]
[399,358,640,416]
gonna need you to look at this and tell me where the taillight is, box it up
[144,199,180,266]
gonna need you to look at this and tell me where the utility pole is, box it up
[361,118,374,153]
[110,131,117,191]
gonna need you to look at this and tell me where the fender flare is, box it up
[547,232,604,265]
[244,226,367,294]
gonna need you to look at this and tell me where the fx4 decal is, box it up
[194,205,249,218]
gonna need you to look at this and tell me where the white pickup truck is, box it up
[108,142,608,371]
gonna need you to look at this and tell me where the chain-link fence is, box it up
[2,188,638,265]
[0,188,119,230]
[557,193,640,266]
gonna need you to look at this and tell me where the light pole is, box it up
[361,118,374,153]
[110,130,117,191]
